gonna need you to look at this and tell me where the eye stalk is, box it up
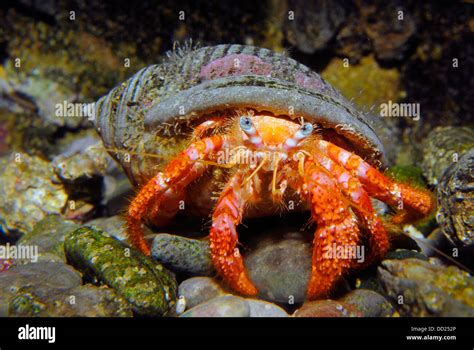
[240,115,263,147]
[239,116,253,131]
[282,121,314,151]
[300,122,313,136]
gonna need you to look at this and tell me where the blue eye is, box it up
[240,116,253,131]
[301,123,313,135]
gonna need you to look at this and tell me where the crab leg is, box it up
[318,140,434,219]
[126,135,228,255]
[210,170,259,296]
[309,151,389,265]
[301,159,361,299]
[192,117,226,139]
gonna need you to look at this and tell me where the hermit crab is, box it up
[93,44,434,299]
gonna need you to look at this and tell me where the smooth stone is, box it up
[9,284,132,317]
[340,289,394,317]
[246,231,311,304]
[151,234,214,276]
[180,295,249,317]
[0,261,82,316]
[245,299,289,317]
[294,300,363,317]
[178,277,225,310]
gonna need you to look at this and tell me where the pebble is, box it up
[0,261,82,316]
[294,300,363,317]
[178,277,225,310]
[180,295,249,317]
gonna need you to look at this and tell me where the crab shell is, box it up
[93,44,391,216]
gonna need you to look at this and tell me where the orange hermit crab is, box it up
[93,44,435,299]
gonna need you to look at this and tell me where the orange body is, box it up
[126,112,435,299]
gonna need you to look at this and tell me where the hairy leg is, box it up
[301,159,361,299]
[318,140,435,220]
[309,151,389,265]
[126,135,229,255]
[209,170,259,296]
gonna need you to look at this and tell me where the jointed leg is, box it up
[310,151,389,265]
[126,135,228,255]
[210,170,259,296]
[301,159,361,299]
[318,140,435,220]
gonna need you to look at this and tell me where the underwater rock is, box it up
[17,215,78,263]
[52,142,110,184]
[246,299,289,317]
[437,149,474,248]
[294,300,363,317]
[64,227,177,316]
[284,0,346,54]
[359,1,417,62]
[246,231,311,304]
[9,284,132,317]
[378,258,474,317]
[384,249,429,262]
[334,13,371,63]
[151,234,214,276]
[0,153,68,236]
[340,289,394,317]
[421,126,474,186]
[178,277,225,310]
[180,295,249,317]
[0,261,82,316]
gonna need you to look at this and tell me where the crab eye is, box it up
[239,116,253,131]
[300,122,313,136]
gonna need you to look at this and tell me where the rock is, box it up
[378,258,474,317]
[178,277,225,310]
[0,153,68,236]
[360,1,417,62]
[64,226,177,316]
[334,13,371,63]
[284,0,346,54]
[437,149,474,248]
[245,231,311,304]
[17,215,79,263]
[294,300,363,317]
[421,126,474,186]
[385,249,428,261]
[52,142,110,183]
[9,284,132,317]
[0,261,82,316]
[340,289,394,317]
[151,234,214,276]
[246,299,289,317]
[180,295,249,317]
